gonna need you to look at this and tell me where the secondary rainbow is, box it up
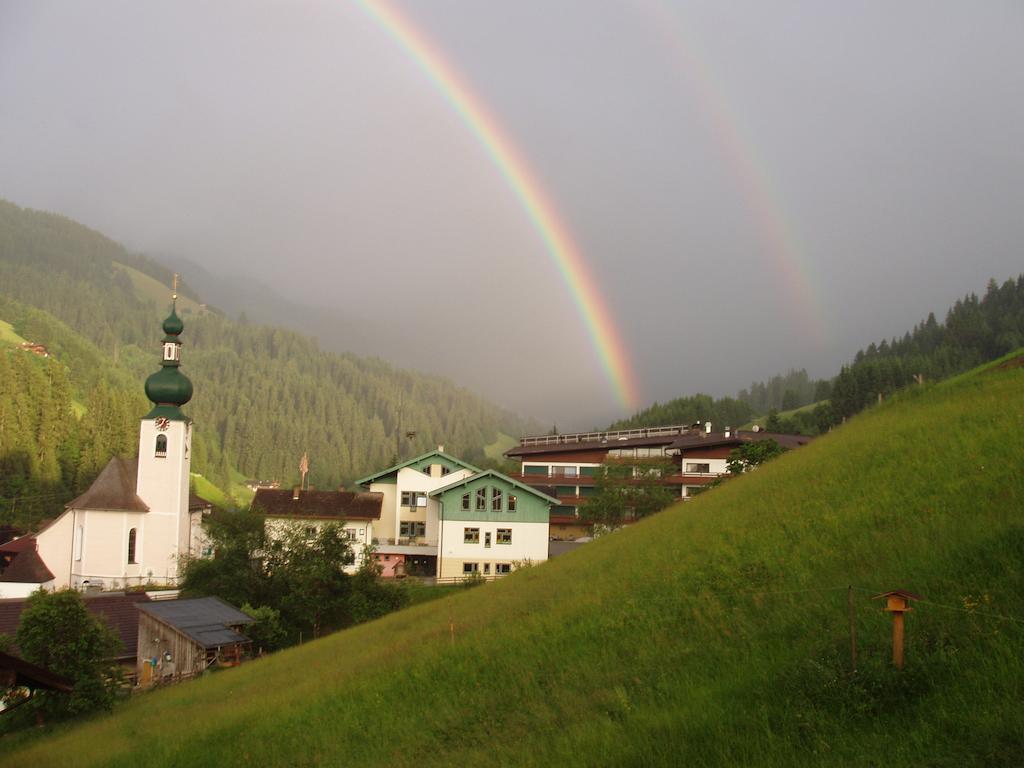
[638,0,827,344]
[354,0,642,412]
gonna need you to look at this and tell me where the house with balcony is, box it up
[354,449,481,577]
[505,424,812,537]
[355,449,557,579]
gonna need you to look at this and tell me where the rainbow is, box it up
[354,0,642,412]
[637,1,827,344]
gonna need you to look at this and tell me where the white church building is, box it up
[0,298,206,597]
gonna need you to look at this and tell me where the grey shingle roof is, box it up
[66,457,149,513]
[137,597,254,649]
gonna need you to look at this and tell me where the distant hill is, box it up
[0,198,531,525]
[11,352,1024,765]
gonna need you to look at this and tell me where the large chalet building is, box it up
[505,423,811,539]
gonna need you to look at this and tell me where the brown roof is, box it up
[252,489,383,520]
[670,431,812,452]
[0,538,55,583]
[189,494,213,512]
[0,650,73,692]
[66,457,149,513]
[0,592,151,660]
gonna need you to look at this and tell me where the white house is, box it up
[355,450,557,579]
[250,487,383,573]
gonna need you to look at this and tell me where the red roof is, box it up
[0,538,55,584]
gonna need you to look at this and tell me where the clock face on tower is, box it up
[154,417,170,431]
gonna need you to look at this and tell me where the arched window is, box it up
[127,528,137,564]
[155,434,167,456]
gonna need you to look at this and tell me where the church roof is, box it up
[252,489,383,520]
[66,458,150,513]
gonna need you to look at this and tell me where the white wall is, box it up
[136,418,192,583]
[34,511,75,589]
[438,520,548,579]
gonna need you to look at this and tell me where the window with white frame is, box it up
[496,528,512,545]
[464,527,480,544]
[685,463,711,474]
[491,488,503,512]
[400,521,426,537]
[495,563,511,574]
[461,493,470,511]
[475,488,487,512]
[401,491,427,507]
[507,494,517,512]
[463,562,479,574]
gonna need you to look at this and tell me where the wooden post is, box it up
[448,598,455,645]
[848,585,857,672]
[892,611,905,669]
[871,590,922,670]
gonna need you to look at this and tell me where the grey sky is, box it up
[2,1,1022,427]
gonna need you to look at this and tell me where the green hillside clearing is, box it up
[743,399,825,429]
[111,261,208,317]
[12,355,1024,766]
[0,317,27,345]
[484,431,517,461]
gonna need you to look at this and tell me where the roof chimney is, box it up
[724,427,731,438]
[705,421,712,434]
[437,444,444,453]
[292,486,300,500]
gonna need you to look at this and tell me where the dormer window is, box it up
[155,434,168,457]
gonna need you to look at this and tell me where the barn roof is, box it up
[137,597,254,650]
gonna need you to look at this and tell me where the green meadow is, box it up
[11,355,1024,767]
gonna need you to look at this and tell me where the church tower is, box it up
[136,285,194,582]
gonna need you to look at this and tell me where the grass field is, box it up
[484,431,517,461]
[112,262,207,317]
[0,317,27,345]
[743,399,825,429]
[12,354,1024,767]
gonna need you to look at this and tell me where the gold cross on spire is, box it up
[172,272,179,301]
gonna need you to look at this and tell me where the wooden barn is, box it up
[136,597,253,685]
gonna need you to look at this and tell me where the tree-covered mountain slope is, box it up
[14,353,1024,767]
[0,198,530,522]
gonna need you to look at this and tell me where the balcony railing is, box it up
[518,424,693,447]
[373,537,436,548]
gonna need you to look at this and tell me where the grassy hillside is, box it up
[0,317,27,345]
[111,262,209,318]
[12,355,1024,766]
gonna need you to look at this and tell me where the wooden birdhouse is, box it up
[871,590,923,669]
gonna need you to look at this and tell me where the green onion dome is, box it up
[162,305,184,336]
[145,366,193,407]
